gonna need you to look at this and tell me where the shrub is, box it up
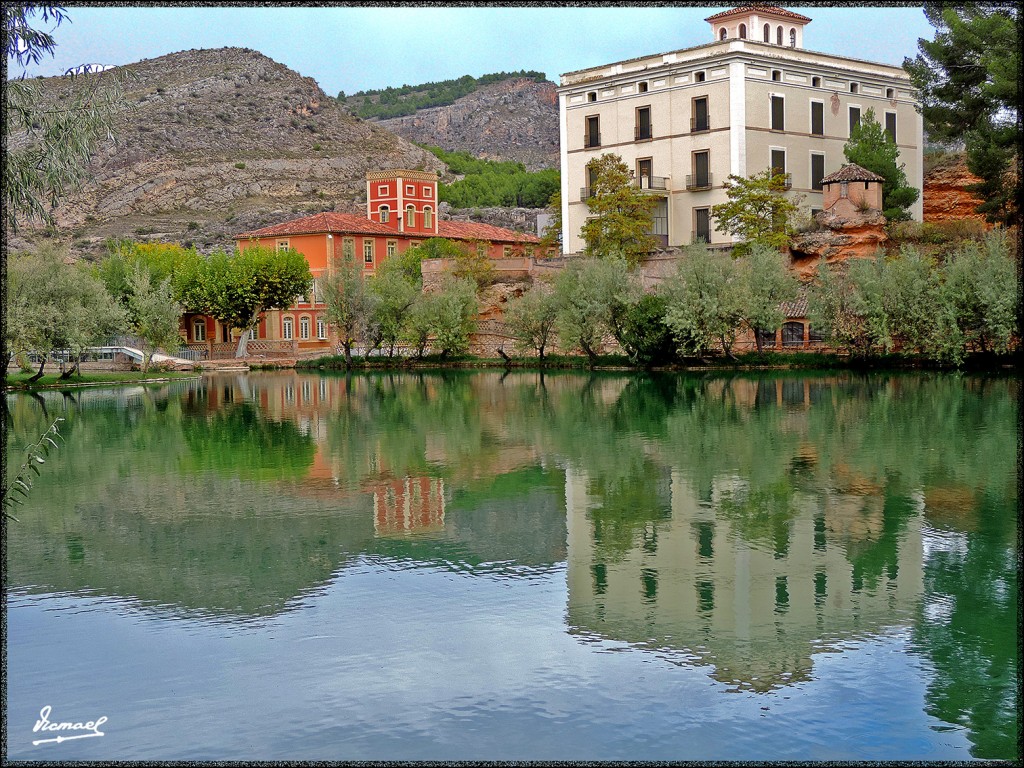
[234,162,246,170]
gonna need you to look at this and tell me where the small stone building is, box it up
[820,163,885,217]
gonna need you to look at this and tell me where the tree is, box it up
[538,189,562,252]
[580,153,659,265]
[741,244,799,353]
[903,3,1019,225]
[553,255,629,366]
[196,245,312,358]
[711,170,800,256]
[616,293,676,367]
[843,108,919,221]
[369,268,419,357]
[4,4,125,231]
[321,257,375,368]
[662,242,746,358]
[503,283,560,361]
[98,239,204,313]
[127,263,182,374]
[429,276,478,358]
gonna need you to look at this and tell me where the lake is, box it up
[4,370,1018,760]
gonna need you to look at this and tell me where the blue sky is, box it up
[12,5,935,96]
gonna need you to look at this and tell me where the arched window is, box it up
[782,322,805,347]
[299,316,310,340]
[316,316,326,340]
[739,23,746,39]
[379,205,389,223]
[282,317,294,340]
[777,26,783,45]
[423,206,433,228]
[789,28,796,47]
[406,204,415,227]
[763,23,770,42]
[719,27,727,40]
[192,318,206,342]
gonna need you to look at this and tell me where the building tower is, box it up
[366,169,440,237]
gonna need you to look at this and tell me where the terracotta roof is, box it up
[705,5,812,23]
[780,295,809,318]
[437,220,540,244]
[234,212,540,244]
[820,163,886,184]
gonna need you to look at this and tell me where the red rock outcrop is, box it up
[923,154,987,224]
[789,208,888,280]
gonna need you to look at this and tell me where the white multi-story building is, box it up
[557,5,923,253]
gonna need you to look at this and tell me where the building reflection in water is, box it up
[565,464,925,693]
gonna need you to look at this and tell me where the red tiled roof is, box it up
[820,163,886,184]
[705,5,812,23]
[437,219,540,244]
[235,212,540,244]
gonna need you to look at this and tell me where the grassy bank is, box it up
[5,370,201,391]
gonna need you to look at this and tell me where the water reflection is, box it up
[5,370,1018,758]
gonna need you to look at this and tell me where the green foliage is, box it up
[423,145,559,209]
[127,262,183,374]
[344,70,547,119]
[553,255,631,364]
[539,189,562,251]
[662,242,746,357]
[368,268,419,357]
[400,276,478,359]
[196,244,313,357]
[4,5,126,231]
[616,293,676,366]
[321,257,376,367]
[503,284,560,361]
[843,108,919,221]
[741,244,799,352]
[711,170,799,255]
[580,153,659,265]
[3,417,64,521]
[98,239,204,312]
[903,3,1019,225]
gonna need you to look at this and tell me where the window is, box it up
[299,316,310,340]
[276,239,290,252]
[192,318,206,342]
[405,205,415,227]
[584,115,600,148]
[379,205,390,223]
[379,184,389,195]
[719,27,727,40]
[406,184,415,195]
[424,186,432,198]
[503,246,513,258]
[637,158,653,186]
[692,96,709,132]
[635,106,652,140]
[810,100,824,135]
[850,82,858,94]
[587,91,597,102]
[782,322,804,347]
[363,239,374,264]
[313,277,323,303]
[811,153,825,191]
[282,317,294,340]
[739,23,746,38]
[763,23,770,42]
[694,71,706,83]
[789,28,796,47]
[638,81,648,93]
[772,69,781,82]
[812,76,821,87]
[249,326,258,340]
[423,207,433,228]
[885,111,897,143]
[476,243,487,258]
[770,148,786,176]
[777,25,783,45]
[692,150,710,189]
[386,240,397,258]
[840,181,849,198]
[343,237,355,261]
[771,95,785,130]
[694,208,711,243]
[316,316,326,340]
[849,106,861,136]
[886,87,895,99]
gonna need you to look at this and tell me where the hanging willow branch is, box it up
[3,417,64,521]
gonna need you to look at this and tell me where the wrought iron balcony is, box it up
[634,125,653,141]
[583,132,601,149]
[690,117,711,133]
[685,174,714,191]
[634,175,669,191]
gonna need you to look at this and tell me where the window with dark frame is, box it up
[885,111,897,143]
[849,106,861,135]
[694,208,711,242]
[692,96,709,132]
[636,106,652,140]
[585,115,600,148]
[811,154,825,191]
[771,95,785,130]
[811,101,824,135]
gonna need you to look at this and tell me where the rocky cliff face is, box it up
[8,47,447,257]
[790,208,889,280]
[922,153,987,224]
[377,78,559,171]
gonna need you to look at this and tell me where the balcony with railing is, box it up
[634,125,653,141]
[634,175,669,192]
[690,116,711,133]
[583,132,601,149]
[685,173,714,191]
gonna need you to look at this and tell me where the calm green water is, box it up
[4,370,1018,761]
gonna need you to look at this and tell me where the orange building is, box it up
[188,169,542,354]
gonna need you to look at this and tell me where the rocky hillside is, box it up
[375,78,559,172]
[8,47,447,257]
[922,151,988,224]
